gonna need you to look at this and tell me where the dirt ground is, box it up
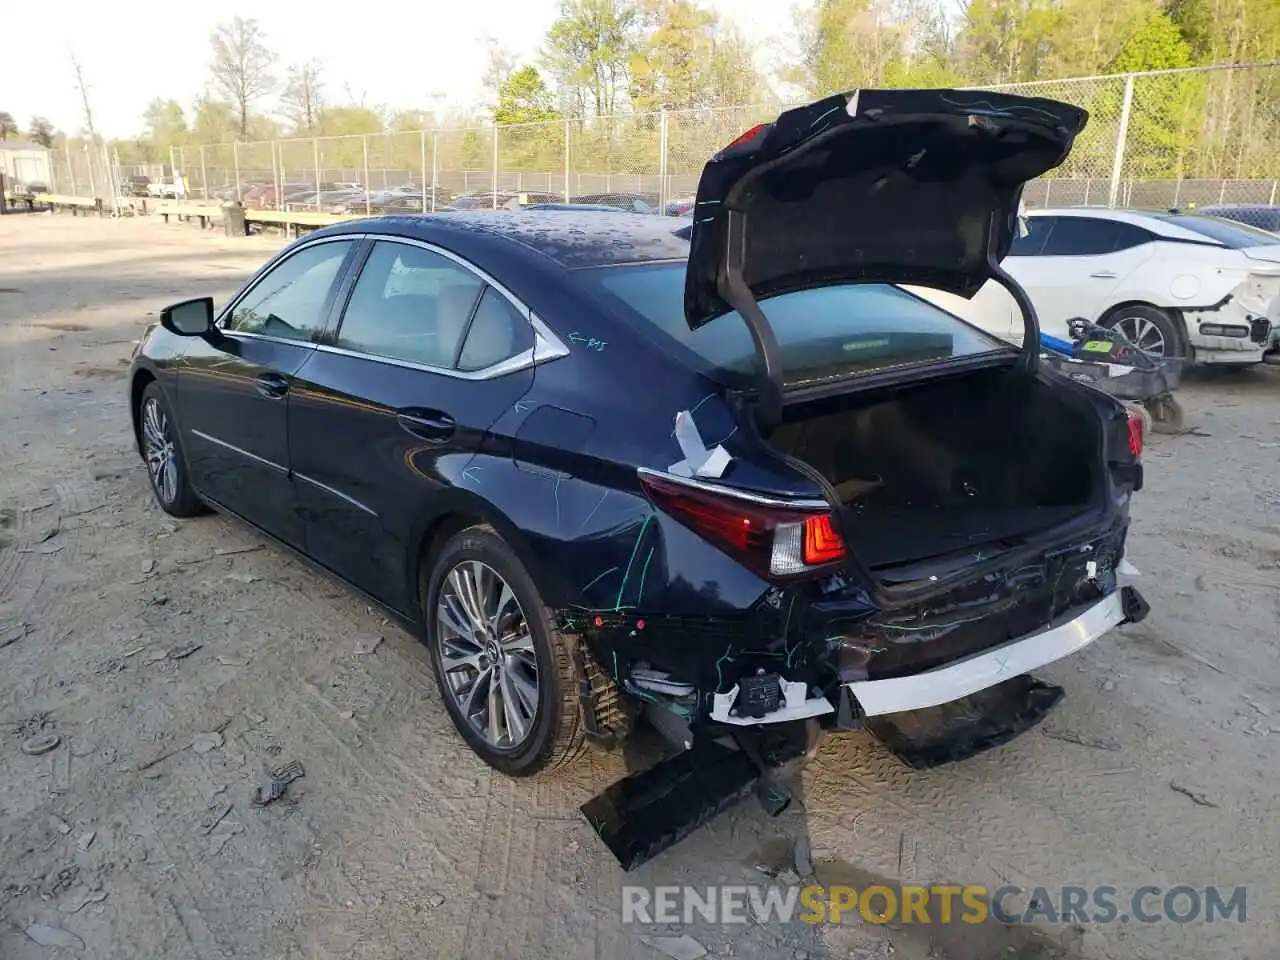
[0,213,1277,960]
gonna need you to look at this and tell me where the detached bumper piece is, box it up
[843,588,1136,717]
[865,675,1064,769]
[581,725,807,871]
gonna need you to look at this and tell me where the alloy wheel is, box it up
[435,560,539,750]
[141,398,178,506]
[1112,314,1167,357]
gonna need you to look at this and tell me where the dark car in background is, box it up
[1199,203,1280,234]
[570,192,659,213]
[122,175,152,198]
[127,89,1148,779]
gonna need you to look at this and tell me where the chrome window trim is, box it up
[636,466,829,510]
[214,233,571,380]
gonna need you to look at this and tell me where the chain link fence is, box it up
[44,63,1280,214]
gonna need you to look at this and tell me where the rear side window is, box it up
[337,241,483,367]
[578,263,1004,386]
[1154,213,1280,248]
[457,288,534,371]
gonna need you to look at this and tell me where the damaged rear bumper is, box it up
[844,586,1143,717]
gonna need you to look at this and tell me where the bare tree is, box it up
[209,17,274,139]
[281,60,325,134]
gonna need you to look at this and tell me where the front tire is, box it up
[138,383,203,517]
[422,525,584,776]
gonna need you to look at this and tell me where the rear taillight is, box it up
[1126,409,1144,457]
[639,473,846,580]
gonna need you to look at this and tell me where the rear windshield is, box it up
[576,262,1008,386]
[1153,214,1280,248]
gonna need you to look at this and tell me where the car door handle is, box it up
[397,409,455,441]
[255,373,290,399]
[1089,271,1118,279]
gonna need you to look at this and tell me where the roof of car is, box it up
[321,210,691,268]
[1026,206,1227,244]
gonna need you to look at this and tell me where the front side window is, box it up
[224,240,354,341]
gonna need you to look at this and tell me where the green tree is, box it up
[1039,0,1158,78]
[789,0,959,96]
[1109,11,1198,177]
[494,66,559,124]
[28,116,55,148]
[959,0,1061,83]
[316,106,384,136]
[191,97,238,144]
[142,99,189,149]
[0,111,17,140]
[544,0,641,117]
[208,16,274,139]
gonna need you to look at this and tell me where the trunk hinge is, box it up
[985,209,1040,375]
[718,209,784,430]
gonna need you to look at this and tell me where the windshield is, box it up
[1154,214,1280,248]
[577,262,1008,386]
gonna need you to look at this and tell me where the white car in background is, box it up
[919,208,1280,365]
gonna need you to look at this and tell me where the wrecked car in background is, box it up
[128,87,1150,869]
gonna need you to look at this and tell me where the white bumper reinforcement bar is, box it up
[845,590,1127,717]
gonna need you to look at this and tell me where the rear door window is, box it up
[336,241,484,367]
[1037,217,1120,256]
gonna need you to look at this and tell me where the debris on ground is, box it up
[1170,780,1219,808]
[60,890,108,914]
[167,642,202,660]
[25,922,85,949]
[425,893,445,908]
[191,732,225,754]
[77,831,96,851]
[50,815,72,835]
[793,835,813,878]
[638,934,708,960]
[226,571,261,584]
[1041,728,1122,751]
[353,635,383,656]
[1,620,29,648]
[21,733,62,756]
[199,803,234,835]
[252,759,305,806]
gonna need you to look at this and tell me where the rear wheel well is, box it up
[412,512,484,620]
[130,369,157,445]
[1099,301,1188,355]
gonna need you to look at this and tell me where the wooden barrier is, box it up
[155,203,362,237]
[33,193,103,215]
[156,204,223,229]
[247,209,364,238]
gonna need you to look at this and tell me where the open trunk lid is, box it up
[681,88,1088,412]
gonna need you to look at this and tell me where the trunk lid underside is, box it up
[681,88,1089,395]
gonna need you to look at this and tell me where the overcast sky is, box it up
[0,0,796,139]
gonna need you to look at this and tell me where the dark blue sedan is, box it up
[129,89,1149,778]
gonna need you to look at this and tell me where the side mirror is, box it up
[160,297,214,337]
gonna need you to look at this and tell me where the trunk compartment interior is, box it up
[771,366,1103,570]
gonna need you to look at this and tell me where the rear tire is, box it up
[1100,305,1185,360]
[138,383,204,518]
[422,525,584,776]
